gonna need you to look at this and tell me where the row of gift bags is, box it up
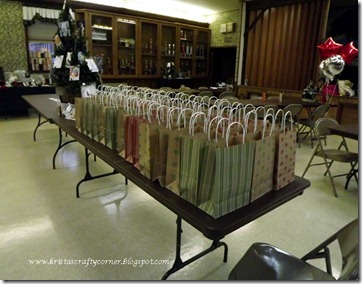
[74,87,297,218]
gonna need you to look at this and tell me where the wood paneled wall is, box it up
[243,0,330,91]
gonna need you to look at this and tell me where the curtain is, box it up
[23,6,60,26]
[243,0,330,91]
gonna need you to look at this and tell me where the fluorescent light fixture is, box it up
[92,24,113,30]
[76,0,216,22]
[117,18,136,24]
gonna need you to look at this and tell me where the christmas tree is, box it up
[51,0,101,103]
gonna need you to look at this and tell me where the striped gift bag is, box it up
[199,122,255,218]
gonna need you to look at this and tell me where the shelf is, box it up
[76,9,210,80]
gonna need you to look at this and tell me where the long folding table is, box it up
[23,94,310,280]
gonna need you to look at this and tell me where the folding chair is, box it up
[299,104,329,148]
[301,117,358,197]
[283,104,303,147]
[228,219,358,280]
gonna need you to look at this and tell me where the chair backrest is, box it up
[337,219,359,280]
[198,90,214,97]
[219,91,235,99]
[314,117,340,137]
[310,104,329,126]
[283,104,303,118]
[257,105,278,118]
[223,96,239,103]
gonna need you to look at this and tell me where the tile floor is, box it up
[0,112,358,281]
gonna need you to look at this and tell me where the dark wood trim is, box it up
[18,0,209,28]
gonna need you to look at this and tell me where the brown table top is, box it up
[238,98,321,108]
[329,124,359,140]
[23,94,310,240]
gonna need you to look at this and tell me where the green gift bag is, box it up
[105,107,117,150]
[199,121,255,218]
[165,108,196,195]
[92,102,101,141]
[178,112,209,204]
[98,104,106,144]
[198,116,229,207]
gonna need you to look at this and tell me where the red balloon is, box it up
[338,42,358,64]
[317,37,343,60]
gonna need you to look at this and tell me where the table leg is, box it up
[33,113,50,141]
[161,216,228,280]
[76,147,120,198]
[53,127,76,169]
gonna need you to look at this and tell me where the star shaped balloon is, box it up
[338,42,358,64]
[317,37,343,60]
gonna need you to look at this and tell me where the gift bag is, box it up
[92,102,101,141]
[138,109,160,179]
[165,108,197,195]
[116,107,126,155]
[179,113,209,204]
[105,107,118,150]
[199,122,255,218]
[74,97,83,131]
[248,112,276,202]
[152,105,173,184]
[124,115,138,163]
[198,116,229,207]
[98,104,107,144]
[273,111,297,190]
[81,99,88,134]
[85,100,94,138]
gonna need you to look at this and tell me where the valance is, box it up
[23,6,60,26]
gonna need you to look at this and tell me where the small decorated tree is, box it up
[51,0,101,103]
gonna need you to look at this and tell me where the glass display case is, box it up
[160,25,176,78]
[195,30,209,77]
[179,27,194,78]
[140,21,158,76]
[116,17,136,76]
[91,14,113,75]
[75,9,210,80]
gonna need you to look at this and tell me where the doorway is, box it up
[210,46,237,86]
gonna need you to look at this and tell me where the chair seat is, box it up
[316,149,359,163]
[229,243,335,280]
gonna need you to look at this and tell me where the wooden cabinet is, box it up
[75,9,210,83]
[116,17,137,76]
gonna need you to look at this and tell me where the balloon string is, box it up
[325,81,338,105]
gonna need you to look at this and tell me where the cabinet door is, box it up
[160,24,176,78]
[195,30,209,77]
[116,17,137,76]
[90,14,114,76]
[140,21,158,76]
[179,27,194,78]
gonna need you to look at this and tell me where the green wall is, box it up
[208,8,242,83]
[209,9,241,48]
[0,0,27,72]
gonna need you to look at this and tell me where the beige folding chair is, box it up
[301,117,358,197]
[219,91,235,99]
[228,219,358,280]
[198,90,214,98]
[299,104,329,148]
[283,104,303,147]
